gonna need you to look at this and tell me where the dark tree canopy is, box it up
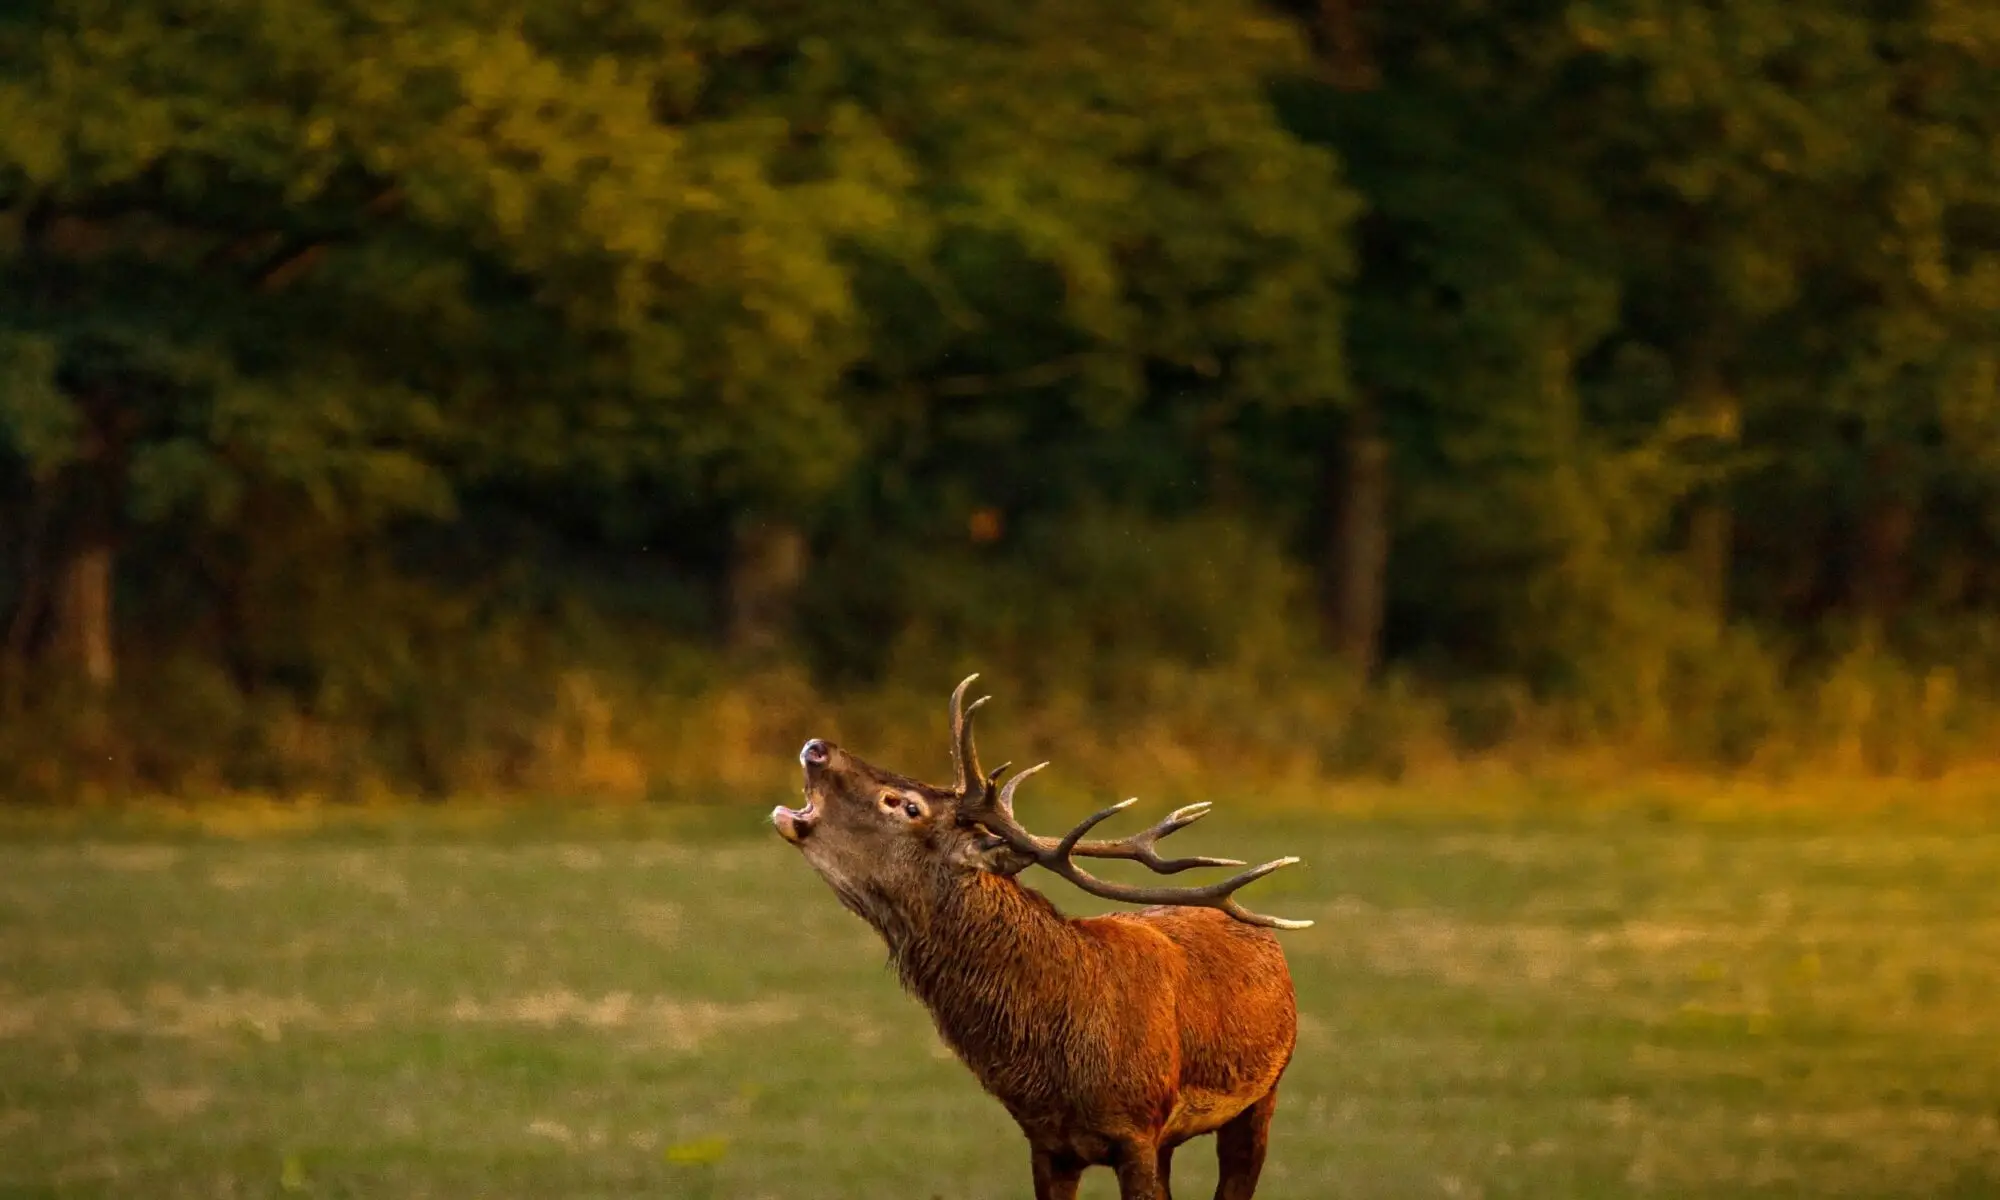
[1,0,1996,796]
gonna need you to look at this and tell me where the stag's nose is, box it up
[800,739,832,768]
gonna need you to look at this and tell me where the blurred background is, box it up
[2,1,1999,1196]
[2,0,1998,802]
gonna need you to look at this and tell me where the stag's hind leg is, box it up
[1212,1086,1279,1200]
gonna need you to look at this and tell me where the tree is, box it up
[720,0,1360,676]
[0,0,912,696]
[1569,0,2000,634]
[1275,0,2000,706]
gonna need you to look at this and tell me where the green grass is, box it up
[1,805,1997,1198]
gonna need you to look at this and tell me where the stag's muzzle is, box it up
[775,738,833,843]
[771,801,818,844]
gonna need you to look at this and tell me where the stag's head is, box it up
[773,675,1313,931]
[770,679,1022,929]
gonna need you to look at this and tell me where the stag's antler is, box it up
[947,676,1313,931]
[949,673,1004,800]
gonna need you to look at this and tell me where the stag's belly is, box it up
[1162,1086,1259,1142]
[1159,1024,1293,1142]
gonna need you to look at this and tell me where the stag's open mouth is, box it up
[771,800,818,844]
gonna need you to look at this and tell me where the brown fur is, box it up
[774,741,1297,1200]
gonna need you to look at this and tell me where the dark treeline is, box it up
[1,0,1997,800]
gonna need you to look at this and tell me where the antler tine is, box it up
[994,760,1048,819]
[1219,899,1316,932]
[1053,849,1314,930]
[1065,802,1249,874]
[1054,798,1140,858]
[992,783,1241,870]
[948,674,990,798]
[988,765,1313,930]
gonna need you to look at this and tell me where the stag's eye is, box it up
[879,792,927,820]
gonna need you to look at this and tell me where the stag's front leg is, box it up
[1113,1138,1167,1200]
[1031,1148,1083,1200]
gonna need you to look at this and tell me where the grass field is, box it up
[2,802,1997,1198]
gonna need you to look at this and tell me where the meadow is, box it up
[1,800,1996,1198]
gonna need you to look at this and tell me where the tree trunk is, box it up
[1316,0,1379,90]
[48,389,129,697]
[47,474,119,755]
[52,533,115,690]
[726,518,807,657]
[1681,359,1738,626]
[1851,494,1915,628]
[1308,0,1385,677]
[1323,401,1390,678]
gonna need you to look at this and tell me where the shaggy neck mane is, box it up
[870,870,1087,1093]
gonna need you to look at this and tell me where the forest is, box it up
[2,0,1997,803]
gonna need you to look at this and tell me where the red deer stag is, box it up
[771,675,1312,1200]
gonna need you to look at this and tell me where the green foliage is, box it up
[1272,0,2000,733]
[3,0,2000,798]
[0,333,74,474]
[0,0,921,518]
[811,508,1314,690]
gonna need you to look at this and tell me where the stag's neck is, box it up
[881,872,1090,1091]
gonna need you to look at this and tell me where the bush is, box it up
[7,507,2000,806]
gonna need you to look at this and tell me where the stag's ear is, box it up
[954,826,1034,876]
